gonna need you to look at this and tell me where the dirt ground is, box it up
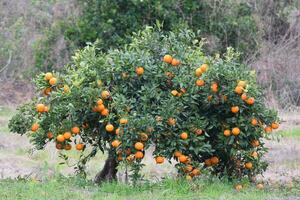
[0,109,299,185]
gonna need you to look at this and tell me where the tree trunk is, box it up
[94,155,118,184]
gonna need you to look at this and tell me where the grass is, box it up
[0,176,299,200]
[279,128,300,138]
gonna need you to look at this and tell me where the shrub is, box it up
[9,27,279,184]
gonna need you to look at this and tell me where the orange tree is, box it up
[9,27,279,184]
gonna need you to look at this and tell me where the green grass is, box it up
[279,128,300,138]
[0,176,299,200]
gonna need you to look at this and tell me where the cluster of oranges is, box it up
[54,126,84,151]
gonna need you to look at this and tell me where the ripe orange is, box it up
[115,128,120,135]
[106,124,114,132]
[232,127,241,136]
[64,144,72,151]
[56,134,65,143]
[139,132,148,142]
[111,140,121,148]
[44,72,53,81]
[184,164,193,172]
[101,90,110,99]
[43,106,49,112]
[246,97,255,105]
[241,93,247,101]
[171,58,181,66]
[71,126,80,134]
[56,143,63,150]
[96,104,105,112]
[205,159,212,166]
[251,151,258,158]
[134,142,144,150]
[224,129,231,137]
[256,183,264,190]
[200,64,208,73]
[174,151,182,157]
[47,132,53,139]
[211,156,219,165]
[167,118,176,126]
[231,106,239,113]
[191,168,200,176]
[49,77,57,86]
[195,68,202,77]
[163,55,173,64]
[245,162,253,169]
[31,123,39,132]
[211,82,218,93]
[251,118,258,126]
[135,67,144,76]
[234,86,243,95]
[180,132,188,140]
[101,108,109,116]
[120,118,128,125]
[179,155,188,163]
[171,90,178,96]
[194,129,203,135]
[43,87,52,96]
[97,99,103,105]
[76,143,84,151]
[155,156,165,164]
[251,140,260,147]
[36,104,45,112]
[238,80,246,88]
[196,79,205,87]
[235,184,243,191]
[63,132,72,140]
[135,151,144,159]
[207,95,213,101]
[264,126,272,133]
[271,122,279,129]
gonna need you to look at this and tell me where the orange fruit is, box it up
[194,129,203,135]
[111,140,121,148]
[56,143,63,150]
[135,151,144,159]
[174,151,182,157]
[43,87,52,96]
[47,132,53,139]
[101,90,110,99]
[163,55,173,64]
[171,58,181,66]
[238,81,246,88]
[186,175,192,181]
[224,129,231,137]
[115,128,120,135]
[44,72,53,81]
[264,126,272,133]
[56,134,65,143]
[167,118,176,126]
[205,159,212,166]
[97,99,103,105]
[251,118,258,126]
[63,132,72,140]
[211,156,219,165]
[184,165,193,172]
[43,106,49,112]
[180,132,188,140]
[195,79,205,87]
[200,64,208,73]
[71,126,80,134]
[246,97,255,105]
[64,144,72,151]
[76,143,84,151]
[251,151,258,158]
[134,142,144,150]
[256,183,264,190]
[106,124,114,132]
[139,132,148,142]
[191,168,200,176]
[211,82,218,93]
[101,108,109,116]
[271,122,279,129]
[49,77,57,85]
[179,155,188,163]
[171,90,178,96]
[95,104,105,112]
[245,162,253,169]
[135,67,144,76]
[251,140,260,147]
[155,156,164,164]
[195,68,202,77]
[231,106,239,113]
[232,127,241,136]
[234,86,243,94]
[241,93,247,101]
[120,118,128,125]
[31,123,39,132]
[36,104,45,112]
[207,95,213,101]
[63,85,70,93]
[235,184,243,191]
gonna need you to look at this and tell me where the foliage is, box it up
[9,27,279,182]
